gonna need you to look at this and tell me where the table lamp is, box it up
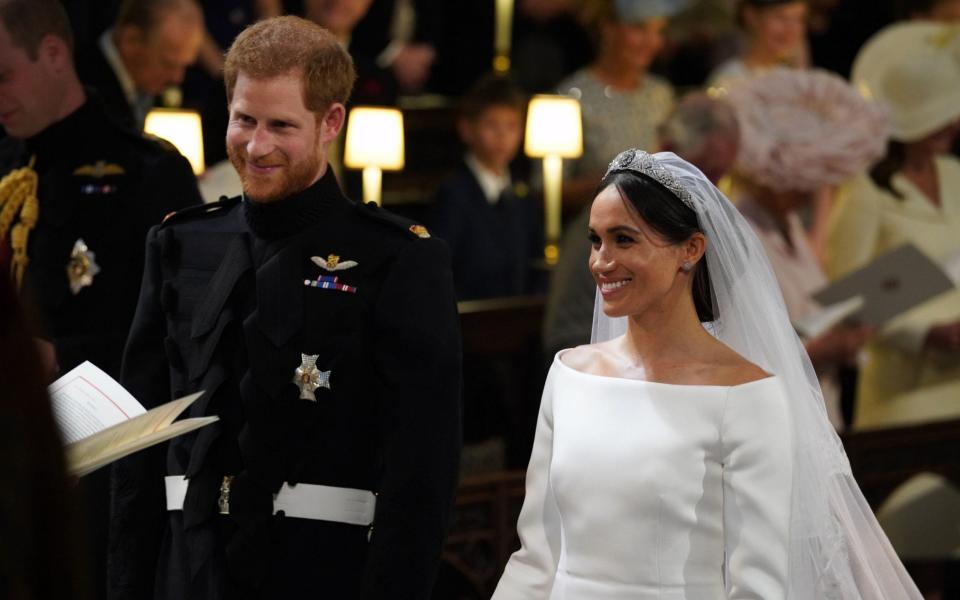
[524,95,582,265]
[144,108,205,175]
[343,107,405,205]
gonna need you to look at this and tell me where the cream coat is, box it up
[827,155,960,429]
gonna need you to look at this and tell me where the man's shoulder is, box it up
[349,200,436,244]
[159,195,241,230]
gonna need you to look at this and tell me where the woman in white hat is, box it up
[827,22,960,431]
[707,0,809,87]
[825,21,960,571]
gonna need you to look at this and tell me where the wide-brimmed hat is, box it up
[613,0,691,22]
[725,67,890,193]
[852,22,960,143]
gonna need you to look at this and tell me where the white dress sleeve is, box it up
[720,378,794,600]
[492,366,562,599]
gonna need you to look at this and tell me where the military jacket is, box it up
[0,97,201,376]
[109,170,462,599]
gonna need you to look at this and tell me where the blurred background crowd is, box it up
[3,0,960,598]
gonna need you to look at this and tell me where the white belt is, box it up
[164,475,376,526]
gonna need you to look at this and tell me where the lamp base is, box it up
[544,242,559,266]
[362,166,382,205]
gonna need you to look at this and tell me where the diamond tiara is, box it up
[604,149,696,210]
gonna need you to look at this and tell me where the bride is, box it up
[492,150,921,599]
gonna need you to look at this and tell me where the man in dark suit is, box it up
[430,74,544,301]
[0,1,202,598]
[108,15,462,600]
[75,0,204,130]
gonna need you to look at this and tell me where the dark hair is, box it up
[0,0,74,58]
[0,278,87,599]
[599,170,715,322]
[460,73,526,122]
[868,140,906,200]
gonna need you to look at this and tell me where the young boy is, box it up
[430,74,543,300]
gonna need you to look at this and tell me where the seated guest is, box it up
[657,91,740,185]
[556,0,682,208]
[828,22,960,430]
[827,22,960,569]
[707,0,809,87]
[430,74,543,300]
[75,0,204,130]
[725,67,887,431]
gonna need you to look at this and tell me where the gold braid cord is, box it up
[0,156,39,290]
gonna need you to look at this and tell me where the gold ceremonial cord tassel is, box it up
[0,156,40,290]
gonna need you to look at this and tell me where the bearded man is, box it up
[109,16,462,600]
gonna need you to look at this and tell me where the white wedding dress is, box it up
[492,352,794,600]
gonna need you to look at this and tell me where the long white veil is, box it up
[592,150,922,599]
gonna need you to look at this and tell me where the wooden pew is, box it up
[843,418,960,510]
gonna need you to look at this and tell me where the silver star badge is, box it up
[293,353,331,401]
[66,238,100,295]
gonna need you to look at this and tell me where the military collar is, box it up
[242,167,348,239]
[23,97,104,167]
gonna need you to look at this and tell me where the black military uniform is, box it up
[0,96,201,376]
[0,94,201,600]
[109,169,462,599]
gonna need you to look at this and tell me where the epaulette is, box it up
[356,200,432,240]
[160,195,240,227]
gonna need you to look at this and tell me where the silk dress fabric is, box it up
[493,352,792,599]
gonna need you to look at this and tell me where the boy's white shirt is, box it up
[465,153,511,205]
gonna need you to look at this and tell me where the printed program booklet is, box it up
[49,361,216,477]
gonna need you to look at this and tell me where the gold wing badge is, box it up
[310,254,358,271]
[72,161,125,178]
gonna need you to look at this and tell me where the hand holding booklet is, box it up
[794,243,957,338]
[48,361,217,477]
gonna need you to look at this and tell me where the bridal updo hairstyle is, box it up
[599,170,715,323]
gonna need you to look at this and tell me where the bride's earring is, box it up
[680,261,693,273]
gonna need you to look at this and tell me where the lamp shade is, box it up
[524,95,583,159]
[343,107,405,170]
[144,108,205,175]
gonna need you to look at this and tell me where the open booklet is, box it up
[793,243,957,338]
[48,361,217,477]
